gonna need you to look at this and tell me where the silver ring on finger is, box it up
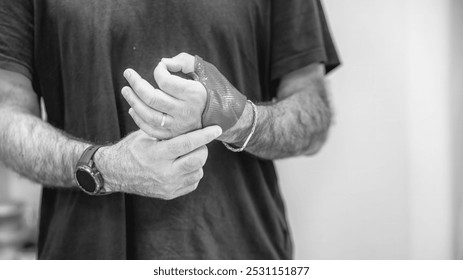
[160,112,167,127]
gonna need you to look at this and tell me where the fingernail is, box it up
[128,108,133,115]
[123,69,131,78]
[215,126,223,137]
[121,87,127,97]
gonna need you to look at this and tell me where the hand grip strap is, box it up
[192,55,247,132]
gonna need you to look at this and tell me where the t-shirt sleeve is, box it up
[271,0,340,80]
[0,0,34,80]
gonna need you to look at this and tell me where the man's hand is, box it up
[95,125,222,200]
[121,53,332,160]
[122,52,248,140]
[121,53,207,139]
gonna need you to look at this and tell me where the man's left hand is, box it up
[122,53,206,139]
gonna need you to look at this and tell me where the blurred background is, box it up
[278,0,463,259]
[0,0,462,259]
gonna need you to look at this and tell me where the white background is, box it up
[277,0,462,259]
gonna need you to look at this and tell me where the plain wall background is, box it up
[0,0,461,260]
[276,0,458,259]
[277,0,409,259]
[450,0,463,259]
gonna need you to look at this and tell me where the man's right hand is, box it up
[94,125,221,200]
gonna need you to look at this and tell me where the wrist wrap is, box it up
[192,55,247,132]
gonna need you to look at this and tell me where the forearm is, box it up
[0,107,90,187]
[221,83,331,159]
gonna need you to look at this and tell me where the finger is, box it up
[153,61,204,100]
[161,125,222,158]
[122,86,174,128]
[173,169,204,198]
[161,52,195,74]
[182,169,204,188]
[128,108,173,140]
[170,182,199,200]
[172,145,208,174]
[161,169,203,200]
[123,68,181,113]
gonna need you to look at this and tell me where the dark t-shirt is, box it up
[0,0,339,259]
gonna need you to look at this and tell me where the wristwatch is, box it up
[75,145,107,195]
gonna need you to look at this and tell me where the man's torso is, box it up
[33,0,291,259]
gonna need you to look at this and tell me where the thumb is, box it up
[161,52,195,74]
[162,125,222,158]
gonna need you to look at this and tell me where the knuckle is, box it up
[200,150,208,166]
[158,170,172,183]
[181,138,193,153]
[163,101,175,113]
[171,83,183,95]
[184,170,203,188]
[183,177,196,188]
[132,80,143,93]
[135,120,157,137]
[172,105,183,117]
[156,78,167,90]
[162,79,183,95]
[130,110,141,124]
[166,137,193,156]
[157,174,167,185]
[182,157,200,172]
[145,130,160,139]
[181,106,195,120]
[196,169,204,181]
[140,125,160,139]
[185,183,198,194]
[164,130,174,140]
[146,95,157,108]
[148,113,159,126]
[167,142,181,155]
[158,79,172,93]
[152,92,171,111]
[151,89,164,105]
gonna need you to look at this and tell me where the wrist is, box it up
[93,145,121,193]
[70,142,92,187]
[218,101,254,145]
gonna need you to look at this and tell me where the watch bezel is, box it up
[75,163,105,195]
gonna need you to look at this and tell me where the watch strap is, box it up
[76,145,107,195]
[78,145,103,166]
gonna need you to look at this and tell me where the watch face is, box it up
[76,168,97,193]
